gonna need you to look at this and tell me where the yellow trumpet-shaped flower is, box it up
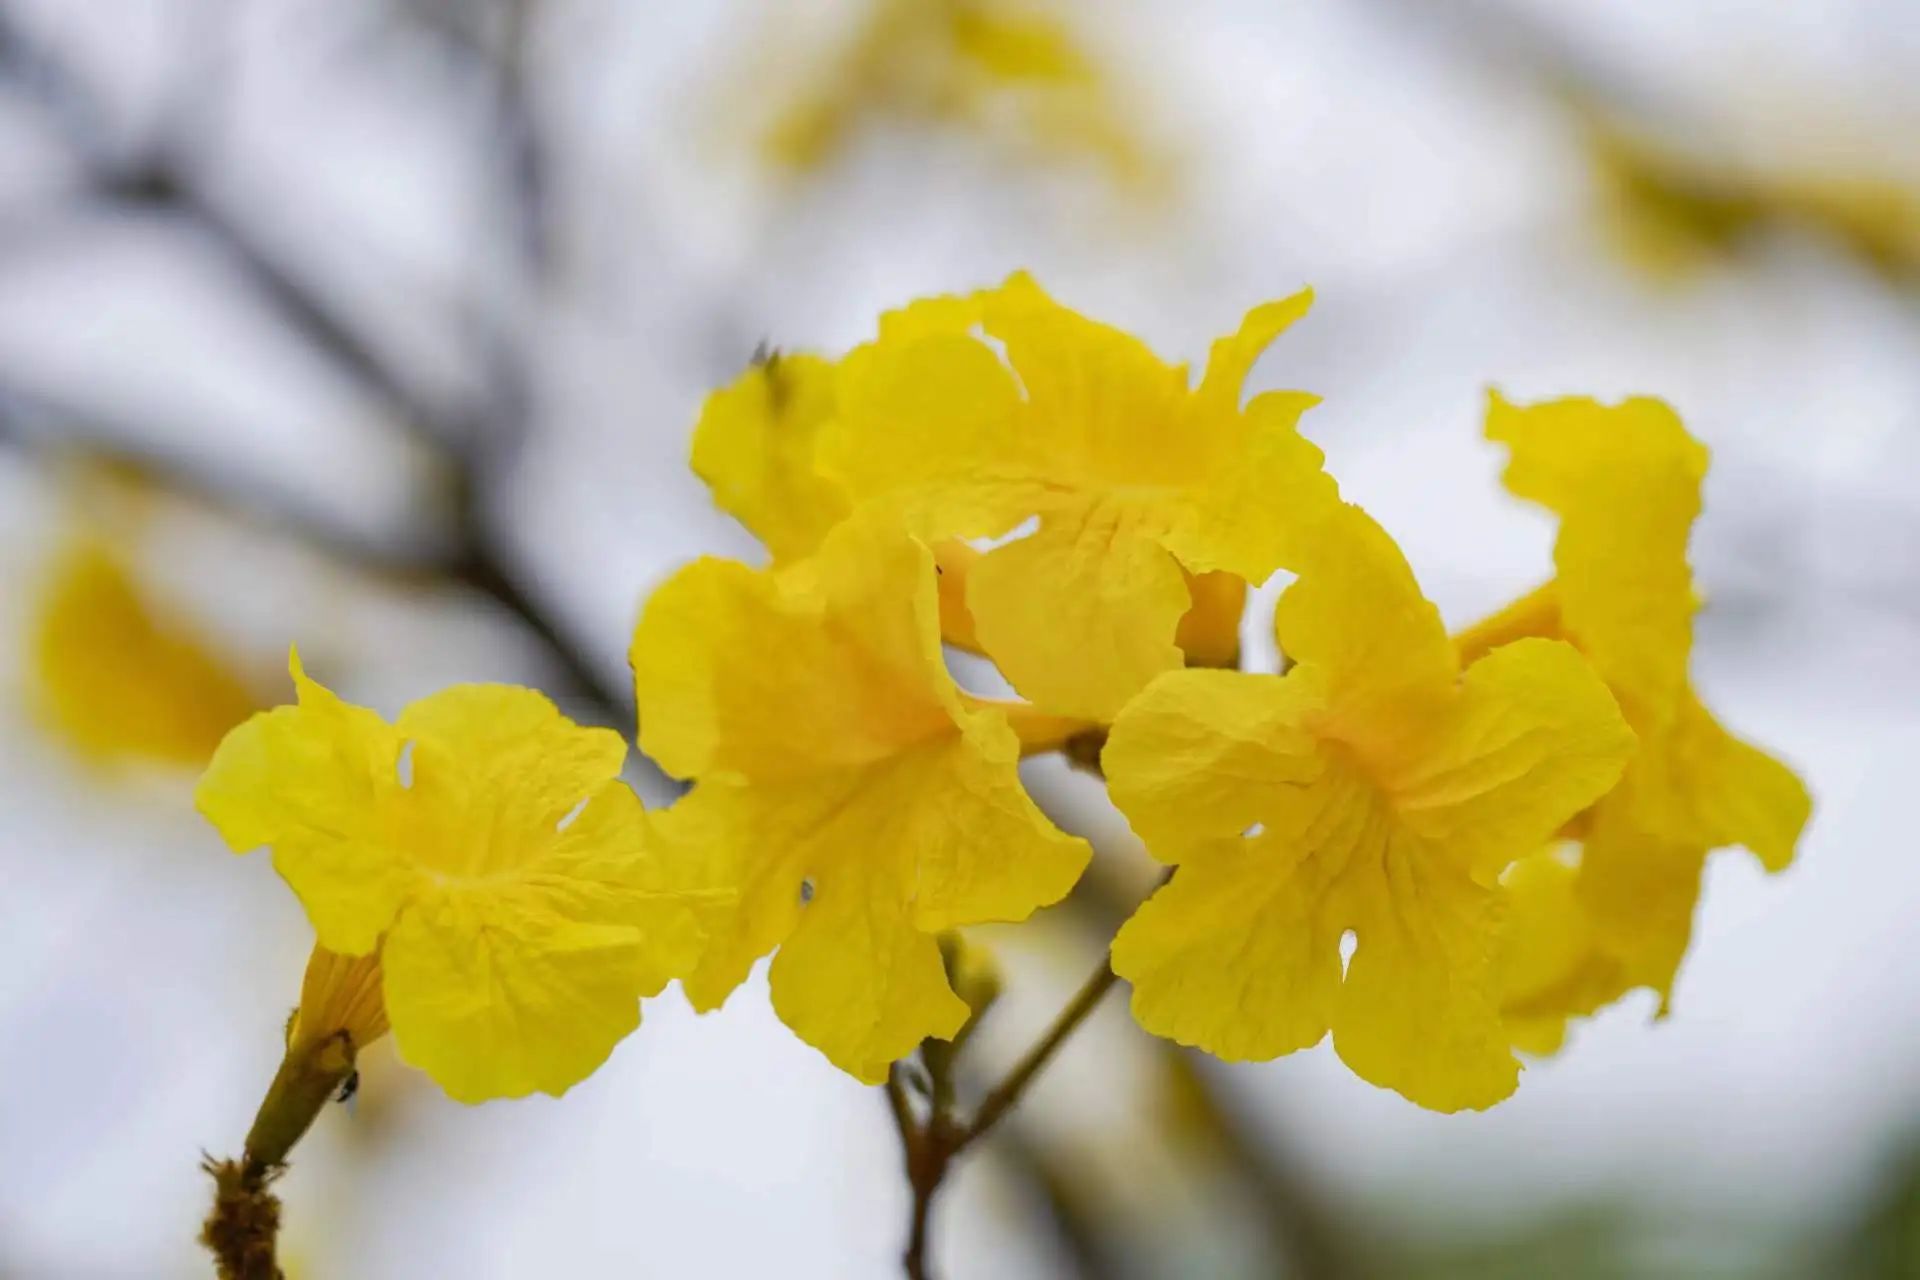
[630,513,1092,1083]
[1459,394,1811,1048]
[821,272,1337,719]
[1104,503,1633,1111]
[33,536,257,767]
[198,654,713,1103]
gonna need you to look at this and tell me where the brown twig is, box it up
[885,948,1126,1280]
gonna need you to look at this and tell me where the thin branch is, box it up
[887,930,1135,1280]
[953,955,1118,1155]
[0,388,629,725]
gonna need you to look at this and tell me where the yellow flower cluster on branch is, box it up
[194,270,1808,1160]
[677,273,1806,1110]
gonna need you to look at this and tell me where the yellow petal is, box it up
[1190,290,1314,419]
[1160,389,1336,582]
[1100,668,1321,862]
[967,496,1190,720]
[1572,794,1707,1003]
[197,652,413,955]
[1486,392,1704,729]
[1274,503,1456,744]
[1331,837,1515,1112]
[1113,850,1344,1063]
[932,538,984,651]
[1388,638,1634,884]
[632,517,960,782]
[395,684,628,877]
[1173,569,1247,669]
[824,327,1037,541]
[691,353,849,565]
[1634,694,1810,871]
[383,890,646,1103]
[1497,851,1628,1056]
[769,860,968,1085]
[662,723,1084,1080]
[1453,581,1560,669]
[660,782,811,1015]
[380,778,710,1102]
[34,537,256,766]
[981,272,1191,487]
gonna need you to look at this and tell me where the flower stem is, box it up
[202,1028,358,1278]
[885,949,1126,1280]
[957,960,1119,1154]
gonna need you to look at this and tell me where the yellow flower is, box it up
[1458,394,1812,1048]
[691,290,1263,674]
[198,654,711,1102]
[32,536,257,766]
[1103,503,1633,1111]
[630,513,1091,1083]
[822,272,1336,719]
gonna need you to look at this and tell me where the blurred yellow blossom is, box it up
[760,0,1165,193]
[1458,394,1812,1050]
[32,535,257,767]
[198,653,712,1103]
[1104,503,1633,1111]
[1588,116,1920,286]
[630,513,1090,1082]
[822,272,1336,719]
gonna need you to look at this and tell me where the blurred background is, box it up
[1,0,1916,1276]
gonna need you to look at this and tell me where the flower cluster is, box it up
[202,272,1806,1118]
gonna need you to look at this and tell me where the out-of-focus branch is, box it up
[0,5,628,723]
[0,387,629,723]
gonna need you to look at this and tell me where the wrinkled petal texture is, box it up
[967,496,1190,720]
[632,516,1090,1081]
[691,353,849,565]
[823,271,1332,718]
[199,656,705,1101]
[1108,506,1630,1111]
